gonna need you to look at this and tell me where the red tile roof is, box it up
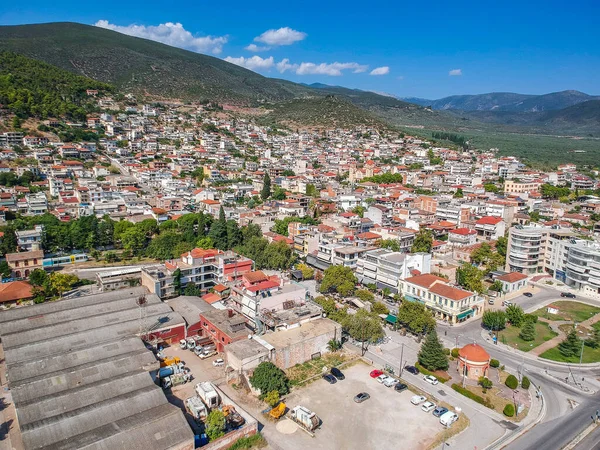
[496,272,528,283]
[0,281,34,303]
[404,274,447,289]
[476,216,503,226]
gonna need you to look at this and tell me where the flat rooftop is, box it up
[261,318,340,349]
[0,286,193,450]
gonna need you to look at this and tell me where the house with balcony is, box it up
[356,249,431,294]
[399,274,484,324]
[16,226,43,252]
[474,216,505,241]
[448,228,477,247]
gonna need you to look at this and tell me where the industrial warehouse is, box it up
[0,287,194,450]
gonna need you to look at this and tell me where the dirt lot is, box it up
[261,363,444,450]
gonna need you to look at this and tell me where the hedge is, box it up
[451,348,459,358]
[521,376,531,389]
[451,383,493,409]
[490,359,500,368]
[503,403,515,417]
[415,362,450,383]
[505,374,519,390]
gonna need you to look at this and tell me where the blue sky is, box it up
[1,0,599,98]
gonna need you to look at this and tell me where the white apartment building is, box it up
[565,242,600,295]
[356,249,431,294]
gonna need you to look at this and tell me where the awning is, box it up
[385,314,397,324]
[404,294,424,304]
[306,255,331,271]
[457,309,474,320]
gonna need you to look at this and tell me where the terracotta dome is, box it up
[458,343,490,362]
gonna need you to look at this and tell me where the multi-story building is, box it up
[399,274,484,324]
[141,248,253,298]
[564,242,600,295]
[448,228,477,247]
[16,225,43,252]
[228,271,310,328]
[5,250,44,279]
[474,216,506,241]
[355,249,431,294]
[505,225,576,275]
[504,180,542,195]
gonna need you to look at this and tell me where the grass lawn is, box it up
[286,352,354,386]
[462,384,527,422]
[539,344,600,363]
[532,301,600,323]
[499,322,558,352]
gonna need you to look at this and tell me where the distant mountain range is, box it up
[403,90,598,112]
[0,22,598,134]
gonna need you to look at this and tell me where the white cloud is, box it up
[276,58,298,73]
[224,56,368,76]
[224,55,275,71]
[296,62,368,76]
[449,68,463,76]
[370,66,390,76]
[254,27,307,46]
[245,43,270,52]
[94,20,228,54]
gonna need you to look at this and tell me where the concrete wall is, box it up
[272,322,342,369]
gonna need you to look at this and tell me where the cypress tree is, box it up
[519,321,536,342]
[418,329,449,371]
[261,173,271,200]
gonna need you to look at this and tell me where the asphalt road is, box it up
[436,286,600,450]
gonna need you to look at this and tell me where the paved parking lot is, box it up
[262,363,445,450]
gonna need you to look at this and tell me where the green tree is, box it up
[263,390,280,408]
[453,188,464,198]
[320,265,357,297]
[47,272,78,298]
[249,362,290,398]
[172,268,182,295]
[585,327,600,349]
[0,261,11,278]
[272,187,287,200]
[456,263,484,293]
[29,268,48,286]
[478,376,493,391]
[371,302,389,315]
[506,304,525,327]
[418,329,449,371]
[559,329,582,358]
[342,309,385,346]
[261,173,271,200]
[120,227,146,255]
[489,280,504,292]
[327,339,342,352]
[411,229,433,253]
[379,239,400,252]
[209,207,228,250]
[305,183,318,197]
[396,301,436,335]
[356,289,375,302]
[521,376,531,389]
[296,263,314,280]
[519,321,536,341]
[226,220,243,249]
[482,310,507,330]
[196,236,214,249]
[205,410,226,441]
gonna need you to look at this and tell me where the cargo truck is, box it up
[185,396,208,422]
[195,382,220,409]
[289,406,320,432]
[157,362,186,379]
[161,372,192,389]
[159,356,181,367]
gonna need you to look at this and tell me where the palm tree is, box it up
[327,339,342,352]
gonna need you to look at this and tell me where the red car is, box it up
[370,369,384,378]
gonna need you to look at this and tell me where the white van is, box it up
[439,411,458,427]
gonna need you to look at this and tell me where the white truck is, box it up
[195,382,220,409]
[161,372,192,389]
[289,406,320,432]
[439,411,459,427]
[185,396,208,422]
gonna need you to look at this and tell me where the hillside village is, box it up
[1,91,600,450]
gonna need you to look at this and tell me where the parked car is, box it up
[440,411,459,426]
[354,392,370,403]
[523,292,533,297]
[383,377,398,387]
[433,406,449,417]
[370,369,384,378]
[424,375,439,385]
[404,365,419,375]
[376,374,388,384]
[323,374,337,384]
[561,292,576,298]
[488,298,494,305]
[502,300,513,307]
[212,358,224,367]
[411,395,427,405]
[421,401,436,413]
[331,367,345,380]
[394,383,408,392]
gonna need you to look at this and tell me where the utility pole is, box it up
[579,339,585,366]
[400,343,404,377]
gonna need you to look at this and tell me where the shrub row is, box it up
[415,362,450,383]
[451,383,493,409]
